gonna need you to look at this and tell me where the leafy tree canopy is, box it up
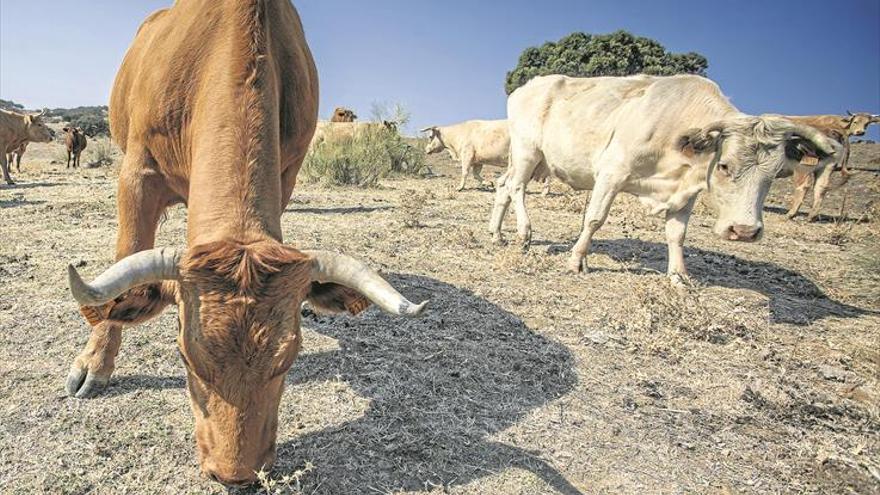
[505,30,708,95]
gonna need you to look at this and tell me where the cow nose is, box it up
[730,224,761,242]
[206,470,255,487]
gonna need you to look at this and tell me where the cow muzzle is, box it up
[723,224,762,242]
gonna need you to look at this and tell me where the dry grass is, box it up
[1,139,879,494]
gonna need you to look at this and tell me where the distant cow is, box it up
[0,108,54,184]
[421,120,551,193]
[493,74,840,278]
[330,107,357,122]
[311,120,397,148]
[778,112,879,221]
[63,126,88,168]
[6,142,27,173]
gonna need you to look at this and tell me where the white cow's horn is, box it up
[68,248,181,306]
[791,123,838,156]
[304,250,428,317]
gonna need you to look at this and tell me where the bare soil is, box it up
[1,135,878,494]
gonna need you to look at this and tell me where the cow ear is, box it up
[678,127,721,157]
[305,282,372,316]
[784,135,828,167]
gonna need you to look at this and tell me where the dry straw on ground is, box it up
[1,135,878,494]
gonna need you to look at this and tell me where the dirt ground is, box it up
[1,133,878,495]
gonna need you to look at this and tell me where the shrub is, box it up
[303,126,426,187]
[505,30,708,95]
[85,137,115,167]
[49,106,110,137]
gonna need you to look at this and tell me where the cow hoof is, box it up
[66,367,110,399]
[491,234,506,246]
[5,180,14,185]
[567,258,587,274]
[806,215,819,223]
[668,273,691,289]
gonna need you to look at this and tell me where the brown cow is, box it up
[62,126,88,168]
[64,0,427,486]
[6,141,27,173]
[779,112,879,220]
[0,108,54,184]
[330,106,357,122]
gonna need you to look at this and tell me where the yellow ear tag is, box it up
[800,155,819,166]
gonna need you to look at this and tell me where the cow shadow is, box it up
[578,238,870,325]
[285,205,393,215]
[99,374,185,398]
[0,198,46,209]
[265,274,581,494]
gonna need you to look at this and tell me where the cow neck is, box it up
[185,0,284,248]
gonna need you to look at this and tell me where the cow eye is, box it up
[717,163,730,176]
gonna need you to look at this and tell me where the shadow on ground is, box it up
[583,238,871,325]
[266,274,581,494]
[543,237,868,324]
[285,205,393,215]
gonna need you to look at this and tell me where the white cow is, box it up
[422,120,551,193]
[491,74,840,279]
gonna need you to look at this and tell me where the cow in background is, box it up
[779,112,879,220]
[0,108,54,184]
[63,126,88,168]
[421,120,552,193]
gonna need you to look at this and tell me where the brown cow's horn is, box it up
[304,250,428,317]
[846,110,853,116]
[68,248,181,306]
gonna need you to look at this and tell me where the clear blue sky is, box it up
[2,0,878,138]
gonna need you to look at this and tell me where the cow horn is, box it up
[790,123,838,156]
[846,110,853,116]
[68,248,181,306]
[419,127,435,134]
[304,250,428,317]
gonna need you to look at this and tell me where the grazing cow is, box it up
[421,120,552,193]
[0,109,54,184]
[330,106,357,122]
[778,112,879,221]
[63,126,88,168]
[64,0,427,486]
[491,74,840,278]
[6,142,27,173]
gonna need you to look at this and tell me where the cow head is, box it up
[330,107,357,122]
[844,111,879,137]
[420,126,445,154]
[679,115,840,241]
[26,109,54,142]
[67,241,427,486]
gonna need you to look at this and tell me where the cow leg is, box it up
[807,164,835,222]
[15,152,22,173]
[0,152,13,185]
[785,168,813,219]
[472,164,491,189]
[66,151,176,398]
[665,197,697,281]
[66,149,72,169]
[567,175,622,273]
[489,180,513,244]
[457,150,475,191]
[490,144,541,246]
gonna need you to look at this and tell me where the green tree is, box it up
[505,30,708,95]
